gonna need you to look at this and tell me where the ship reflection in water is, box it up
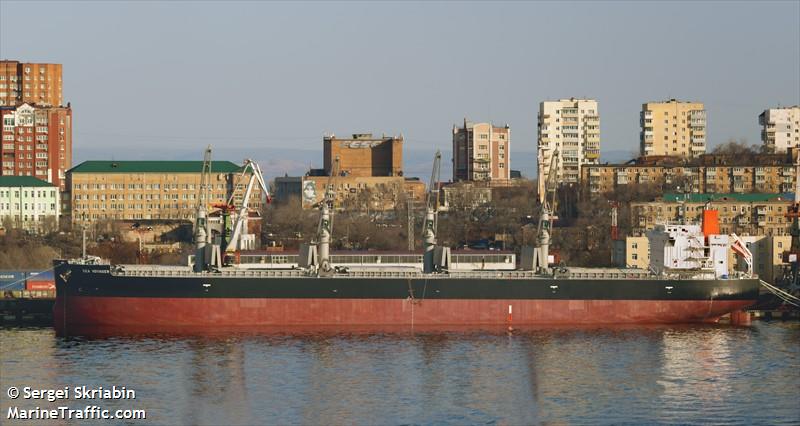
[1,323,798,425]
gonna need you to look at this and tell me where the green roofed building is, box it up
[0,176,60,233]
[66,160,263,224]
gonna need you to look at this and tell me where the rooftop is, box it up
[0,176,56,188]
[69,161,243,174]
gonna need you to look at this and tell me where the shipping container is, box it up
[26,281,56,291]
[27,270,55,281]
[0,271,27,291]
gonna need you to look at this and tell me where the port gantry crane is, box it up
[533,149,560,272]
[422,150,442,273]
[224,158,271,254]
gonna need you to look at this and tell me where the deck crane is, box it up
[422,150,442,273]
[193,146,213,272]
[223,159,271,254]
[314,157,340,275]
[533,150,560,272]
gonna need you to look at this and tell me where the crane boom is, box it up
[225,159,271,252]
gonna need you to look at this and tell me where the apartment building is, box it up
[537,99,599,201]
[582,153,797,195]
[759,106,800,153]
[324,133,403,178]
[65,160,261,224]
[0,61,63,107]
[630,193,794,238]
[0,176,59,233]
[452,120,510,182]
[0,103,73,191]
[640,99,706,157]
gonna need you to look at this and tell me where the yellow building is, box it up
[66,160,261,224]
[630,193,794,237]
[581,153,796,195]
[640,99,705,157]
[612,236,649,269]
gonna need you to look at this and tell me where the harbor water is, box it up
[1,322,799,425]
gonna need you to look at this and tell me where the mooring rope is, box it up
[760,280,800,308]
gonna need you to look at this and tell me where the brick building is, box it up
[0,61,63,107]
[1,103,73,191]
[300,175,425,211]
[324,133,403,177]
[452,120,510,182]
[66,160,263,224]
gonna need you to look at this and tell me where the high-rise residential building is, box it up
[0,61,63,107]
[537,99,600,201]
[324,133,403,177]
[759,106,800,153]
[640,99,706,158]
[1,103,73,192]
[452,120,510,182]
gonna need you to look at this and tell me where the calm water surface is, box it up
[1,322,799,425]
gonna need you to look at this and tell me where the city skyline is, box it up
[1,1,798,180]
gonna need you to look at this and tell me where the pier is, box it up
[0,291,56,325]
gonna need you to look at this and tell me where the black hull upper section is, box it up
[54,262,761,302]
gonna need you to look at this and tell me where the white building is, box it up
[0,176,59,233]
[759,106,800,153]
[537,98,600,202]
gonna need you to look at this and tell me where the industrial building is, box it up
[324,133,403,177]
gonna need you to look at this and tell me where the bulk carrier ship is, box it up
[53,149,761,336]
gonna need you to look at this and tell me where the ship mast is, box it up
[422,151,442,273]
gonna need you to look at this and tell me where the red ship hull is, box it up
[54,296,755,335]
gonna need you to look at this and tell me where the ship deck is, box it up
[105,265,735,281]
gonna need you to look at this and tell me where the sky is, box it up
[1,1,799,180]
